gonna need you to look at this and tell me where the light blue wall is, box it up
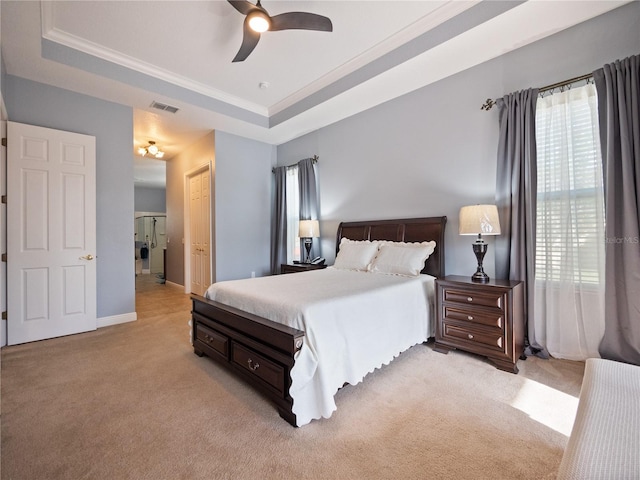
[135,186,166,213]
[164,130,273,286]
[4,75,135,319]
[277,2,640,279]
[214,131,276,281]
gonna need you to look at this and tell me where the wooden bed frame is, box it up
[191,216,447,426]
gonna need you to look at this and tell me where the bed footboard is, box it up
[191,294,305,426]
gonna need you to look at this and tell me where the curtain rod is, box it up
[481,72,594,111]
[272,155,318,173]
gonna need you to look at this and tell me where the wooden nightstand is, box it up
[280,263,327,274]
[434,275,525,374]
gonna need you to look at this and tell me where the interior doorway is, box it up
[135,213,167,283]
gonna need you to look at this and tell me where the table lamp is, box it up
[298,220,320,263]
[459,205,501,283]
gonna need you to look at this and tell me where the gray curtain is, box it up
[298,158,320,261]
[270,166,287,274]
[594,54,640,365]
[495,88,546,357]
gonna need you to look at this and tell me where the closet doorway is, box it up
[185,165,211,296]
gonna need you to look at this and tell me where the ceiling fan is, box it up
[228,0,333,62]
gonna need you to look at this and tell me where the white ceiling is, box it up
[1,1,629,188]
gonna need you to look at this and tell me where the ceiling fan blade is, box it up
[232,18,261,62]
[269,12,333,32]
[227,0,257,16]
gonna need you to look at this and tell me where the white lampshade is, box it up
[459,205,501,236]
[298,220,320,238]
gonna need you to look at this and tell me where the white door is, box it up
[200,171,211,291]
[189,174,203,295]
[188,169,211,296]
[7,122,97,345]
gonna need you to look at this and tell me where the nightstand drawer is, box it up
[444,288,504,309]
[444,306,503,329]
[442,323,504,351]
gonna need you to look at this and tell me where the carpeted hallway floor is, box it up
[1,275,585,479]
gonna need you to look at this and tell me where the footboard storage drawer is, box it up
[434,276,524,374]
[231,342,285,396]
[195,323,229,360]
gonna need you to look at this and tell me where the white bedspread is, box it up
[205,267,435,426]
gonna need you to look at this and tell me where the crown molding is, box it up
[40,2,268,117]
[268,0,479,116]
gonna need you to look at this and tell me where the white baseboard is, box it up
[97,312,137,328]
[164,280,183,289]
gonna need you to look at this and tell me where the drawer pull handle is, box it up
[247,358,260,371]
[467,334,474,340]
[204,334,212,343]
[467,315,474,321]
[467,297,473,302]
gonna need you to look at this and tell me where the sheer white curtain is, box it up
[285,166,301,264]
[534,83,606,360]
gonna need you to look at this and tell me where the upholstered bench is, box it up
[557,358,640,479]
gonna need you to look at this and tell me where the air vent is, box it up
[150,101,179,114]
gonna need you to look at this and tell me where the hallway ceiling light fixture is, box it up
[138,141,165,159]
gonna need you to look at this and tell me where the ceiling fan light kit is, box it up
[248,10,270,32]
[228,0,333,62]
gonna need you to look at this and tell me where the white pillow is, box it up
[368,241,436,276]
[333,238,379,271]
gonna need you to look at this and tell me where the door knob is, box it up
[79,254,94,260]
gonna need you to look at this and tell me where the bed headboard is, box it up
[335,216,447,278]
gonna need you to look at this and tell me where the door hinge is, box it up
[1,138,6,147]
[1,253,6,262]
[1,195,6,204]
[1,311,6,321]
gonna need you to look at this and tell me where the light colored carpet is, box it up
[1,276,585,479]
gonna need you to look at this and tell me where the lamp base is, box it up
[303,238,312,263]
[471,271,490,283]
[471,241,490,283]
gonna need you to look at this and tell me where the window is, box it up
[535,83,605,285]
[274,158,319,269]
[285,166,301,263]
[534,82,606,360]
